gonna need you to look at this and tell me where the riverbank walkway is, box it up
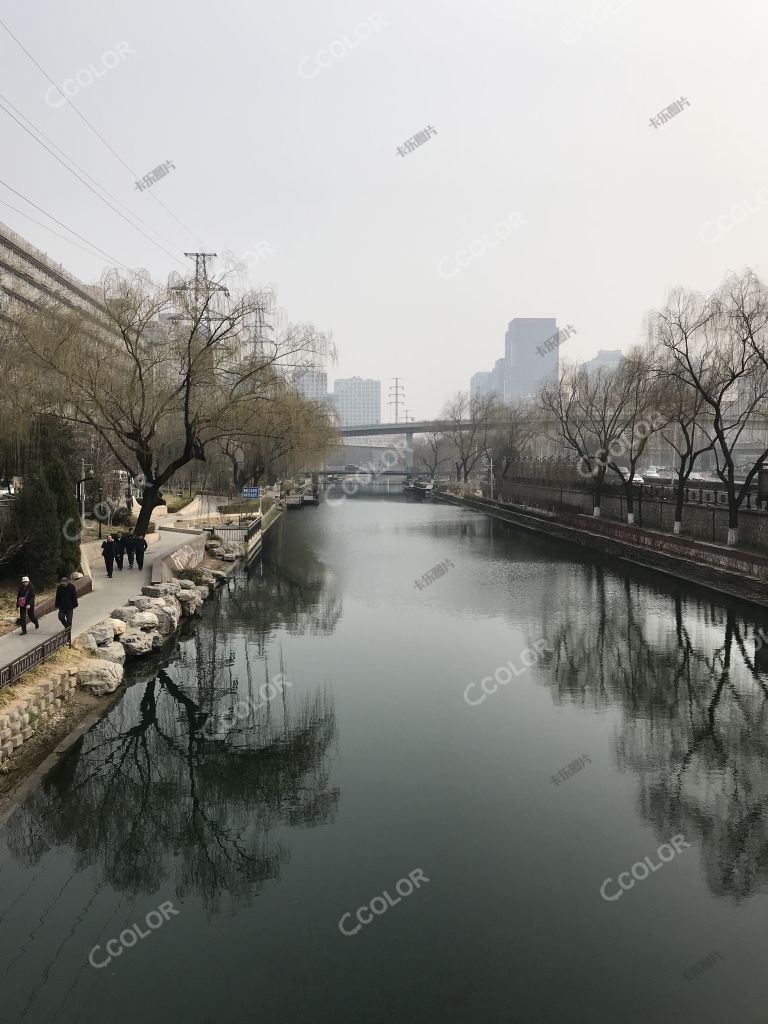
[0,527,199,673]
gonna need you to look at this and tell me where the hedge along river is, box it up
[3,481,768,1023]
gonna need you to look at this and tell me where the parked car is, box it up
[616,467,644,485]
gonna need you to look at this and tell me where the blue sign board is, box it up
[242,487,260,498]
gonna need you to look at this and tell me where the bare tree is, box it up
[651,273,768,545]
[487,402,535,488]
[443,392,497,484]
[413,430,450,479]
[13,269,330,536]
[542,352,666,522]
[655,367,715,534]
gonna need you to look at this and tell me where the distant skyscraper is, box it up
[470,359,506,402]
[470,371,493,399]
[583,349,624,375]
[504,318,559,401]
[491,358,506,399]
[294,367,328,402]
[332,377,381,426]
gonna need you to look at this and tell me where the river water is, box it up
[3,484,768,1023]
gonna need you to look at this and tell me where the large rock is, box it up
[90,622,115,647]
[104,617,126,637]
[152,603,180,635]
[128,596,155,611]
[111,606,137,622]
[149,629,164,650]
[73,631,97,653]
[141,585,165,598]
[120,629,154,656]
[221,553,238,562]
[99,641,126,665]
[177,592,203,616]
[177,579,196,590]
[130,611,159,630]
[195,586,210,603]
[211,570,227,581]
[77,659,124,696]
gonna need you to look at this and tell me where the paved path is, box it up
[0,528,199,667]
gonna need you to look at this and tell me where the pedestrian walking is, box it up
[124,532,136,568]
[101,535,116,577]
[134,534,148,571]
[55,576,78,633]
[16,576,39,635]
[114,533,125,571]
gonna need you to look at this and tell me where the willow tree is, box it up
[651,272,768,545]
[13,268,330,536]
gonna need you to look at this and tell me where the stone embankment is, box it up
[0,562,230,765]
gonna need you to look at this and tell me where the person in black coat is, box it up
[101,535,116,578]
[55,576,78,631]
[123,532,136,568]
[114,533,125,571]
[134,534,148,570]
[16,576,39,635]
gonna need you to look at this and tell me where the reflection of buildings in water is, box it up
[531,563,768,901]
[5,632,339,915]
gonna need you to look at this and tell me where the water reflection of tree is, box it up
[222,524,342,638]
[541,566,768,900]
[6,637,339,915]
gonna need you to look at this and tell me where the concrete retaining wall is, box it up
[151,533,207,583]
[497,481,768,549]
[0,668,78,760]
[434,491,768,610]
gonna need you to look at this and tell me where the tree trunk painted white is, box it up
[673,520,681,534]
[727,527,738,546]
[593,506,601,517]
[627,512,635,525]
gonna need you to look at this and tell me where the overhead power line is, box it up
[0,96,186,269]
[0,17,208,249]
[0,195,132,269]
[0,177,131,271]
[0,89,188,259]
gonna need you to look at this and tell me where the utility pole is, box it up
[389,378,405,424]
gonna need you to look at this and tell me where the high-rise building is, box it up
[470,359,506,402]
[332,377,381,426]
[293,367,328,402]
[470,371,493,399]
[582,349,624,375]
[491,358,506,399]
[504,318,559,401]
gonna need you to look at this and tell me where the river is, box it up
[2,483,768,1023]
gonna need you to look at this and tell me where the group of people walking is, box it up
[100,533,148,578]
[12,533,149,642]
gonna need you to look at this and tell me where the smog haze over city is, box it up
[3,0,767,413]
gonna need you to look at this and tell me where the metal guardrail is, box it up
[0,628,71,690]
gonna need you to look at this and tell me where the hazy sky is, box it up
[2,0,768,417]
